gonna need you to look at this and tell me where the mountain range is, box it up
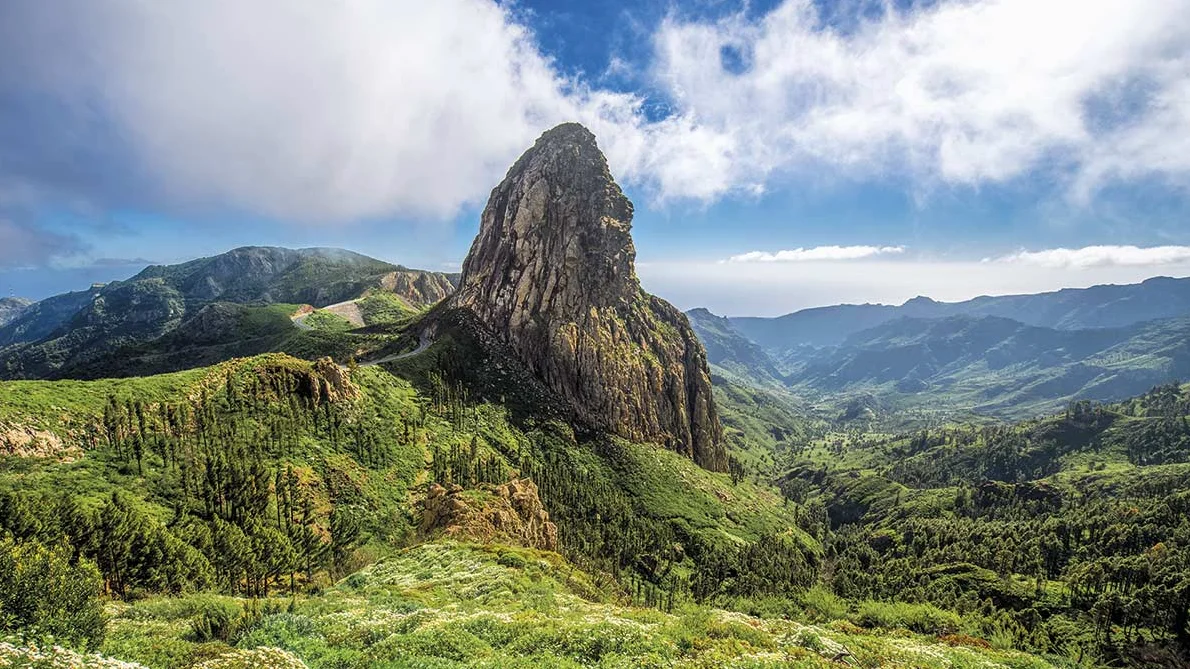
[729,275,1190,348]
[690,277,1190,418]
[0,246,456,379]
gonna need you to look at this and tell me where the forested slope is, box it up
[780,384,1190,667]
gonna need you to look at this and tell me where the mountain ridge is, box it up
[0,246,455,379]
[729,274,1190,348]
[691,277,1190,419]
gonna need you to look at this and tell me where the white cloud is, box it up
[991,245,1190,268]
[648,0,1190,201]
[1,0,1188,224]
[0,0,647,222]
[725,245,904,262]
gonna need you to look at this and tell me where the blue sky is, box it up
[1,0,1189,315]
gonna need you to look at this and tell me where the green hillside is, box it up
[4,344,1165,666]
[0,247,454,380]
[0,349,898,667]
[777,384,1190,667]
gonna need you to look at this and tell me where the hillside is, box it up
[730,275,1190,348]
[12,540,1065,669]
[781,314,1190,418]
[0,247,455,380]
[0,345,1103,668]
[687,307,786,387]
[775,383,1190,667]
[0,350,844,665]
[0,297,30,327]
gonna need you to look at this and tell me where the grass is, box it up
[0,353,1086,668]
[601,438,817,553]
[357,292,419,326]
[93,541,1069,669]
[303,310,356,333]
[0,367,207,425]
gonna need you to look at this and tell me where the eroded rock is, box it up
[420,478,558,551]
[449,123,726,471]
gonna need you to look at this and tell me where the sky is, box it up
[1,0,1189,316]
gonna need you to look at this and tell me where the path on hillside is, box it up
[291,299,366,330]
[291,310,314,330]
[360,331,433,367]
[291,301,433,368]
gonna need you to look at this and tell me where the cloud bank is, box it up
[725,245,905,263]
[992,245,1190,268]
[0,0,1188,232]
[0,220,84,270]
[652,0,1190,201]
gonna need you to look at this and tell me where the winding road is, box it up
[359,331,434,367]
[291,299,365,330]
[291,302,433,368]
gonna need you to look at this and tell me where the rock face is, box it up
[0,422,77,460]
[421,478,558,551]
[0,298,31,328]
[378,270,458,309]
[450,123,726,471]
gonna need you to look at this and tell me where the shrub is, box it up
[496,552,528,569]
[0,537,106,648]
[853,600,961,636]
[798,586,850,622]
[795,630,826,652]
[189,599,242,643]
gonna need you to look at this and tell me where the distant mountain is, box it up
[730,275,1190,349]
[0,297,32,327]
[686,308,785,386]
[0,246,456,379]
[125,246,449,307]
[784,314,1190,417]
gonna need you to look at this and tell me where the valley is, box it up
[0,124,1187,669]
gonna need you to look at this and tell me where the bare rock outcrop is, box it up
[448,123,726,471]
[0,422,78,460]
[421,478,558,551]
[377,270,458,308]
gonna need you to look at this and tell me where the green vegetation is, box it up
[0,351,838,666]
[85,541,1064,669]
[2,337,1188,665]
[0,537,106,648]
[302,310,355,333]
[776,384,1190,667]
[356,291,418,325]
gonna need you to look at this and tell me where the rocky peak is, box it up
[455,123,639,323]
[450,123,727,472]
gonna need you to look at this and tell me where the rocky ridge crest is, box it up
[448,123,726,471]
